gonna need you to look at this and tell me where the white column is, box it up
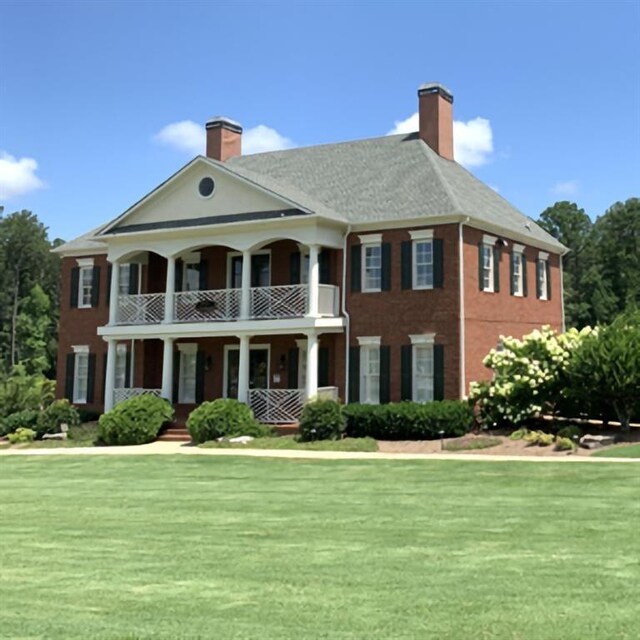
[104,339,117,412]
[161,337,174,401]
[305,331,319,400]
[240,250,252,319]
[237,334,251,404]
[163,256,176,323]
[108,260,120,325]
[307,244,320,317]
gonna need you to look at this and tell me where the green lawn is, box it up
[592,443,640,458]
[0,456,638,639]
[200,436,378,452]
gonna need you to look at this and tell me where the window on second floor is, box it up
[118,264,131,296]
[482,244,494,292]
[413,239,434,289]
[537,253,550,300]
[510,246,526,297]
[79,265,94,308]
[362,244,382,292]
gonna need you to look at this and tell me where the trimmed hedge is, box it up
[97,395,174,446]
[298,399,346,442]
[187,399,270,444]
[343,401,473,440]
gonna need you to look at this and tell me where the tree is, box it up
[15,284,52,375]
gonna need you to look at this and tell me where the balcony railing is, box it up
[113,387,163,405]
[114,285,340,325]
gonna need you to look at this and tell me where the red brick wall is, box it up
[345,224,461,401]
[462,226,563,393]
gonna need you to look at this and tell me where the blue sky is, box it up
[0,1,638,241]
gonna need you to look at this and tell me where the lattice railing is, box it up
[318,285,339,316]
[113,388,162,406]
[250,285,308,319]
[174,288,241,323]
[117,293,165,325]
[248,388,306,423]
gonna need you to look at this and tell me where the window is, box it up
[511,246,524,297]
[73,348,89,404]
[79,265,93,307]
[300,253,310,285]
[198,177,215,198]
[413,240,434,289]
[178,344,197,404]
[118,264,131,296]
[410,334,435,402]
[537,253,549,300]
[115,344,128,389]
[296,339,308,389]
[228,252,271,288]
[358,338,381,404]
[363,245,382,292]
[183,263,200,292]
[480,234,497,293]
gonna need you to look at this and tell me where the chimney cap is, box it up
[205,116,243,133]
[418,82,454,103]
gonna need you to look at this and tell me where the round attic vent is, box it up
[198,177,215,198]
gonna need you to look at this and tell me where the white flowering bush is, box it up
[469,325,595,427]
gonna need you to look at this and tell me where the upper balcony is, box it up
[115,283,340,325]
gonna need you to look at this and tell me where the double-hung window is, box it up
[363,245,382,292]
[118,264,131,296]
[73,346,90,404]
[358,337,381,404]
[481,234,497,292]
[537,252,549,300]
[411,230,434,289]
[115,344,128,389]
[178,344,198,404]
[79,265,93,308]
[511,245,525,297]
[410,335,435,402]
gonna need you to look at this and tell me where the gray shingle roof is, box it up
[228,133,565,251]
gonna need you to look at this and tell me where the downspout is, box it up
[560,252,566,332]
[341,225,352,402]
[458,218,469,399]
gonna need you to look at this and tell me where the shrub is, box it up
[0,365,55,417]
[557,424,582,440]
[36,399,80,438]
[554,436,576,451]
[187,399,262,444]
[298,399,346,441]
[0,409,40,437]
[509,428,528,441]
[97,395,174,446]
[8,428,36,444]
[77,409,101,423]
[343,401,473,440]
[524,430,554,446]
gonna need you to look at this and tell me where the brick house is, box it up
[54,83,565,424]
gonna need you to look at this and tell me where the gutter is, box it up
[459,217,469,399]
[341,225,352,402]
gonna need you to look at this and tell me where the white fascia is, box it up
[76,257,95,267]
[409,333,435,345]
[409,229,434,241]
[356,336,381,346]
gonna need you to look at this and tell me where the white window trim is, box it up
[412,343,435,403]
[361,243,382,293]
[409,333,435,345]
[412,238,434,290]
[72,346,90,405]
[512,248,524,297]
[358,233,382,245]
[226,250,271,289]
[357,336,381,346]
[538,253,549,301]
[482,243,495,293]
[359,343,380,405]
[76,258,94,267]
[222,343,271,398]
[483,234,498,246]
[177,343,198,404]
[78,264,94,309]
[409,229,434,241]
[115,343,128,389]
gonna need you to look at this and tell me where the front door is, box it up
[225,347,269,399]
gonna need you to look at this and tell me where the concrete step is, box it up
[157,428,191,442]
[274,423,299,436]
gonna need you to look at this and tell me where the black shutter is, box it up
[129,263,140,294]
[434,344,445,401]
[198,260,208,291]
[175,261,183,293]
[86,353,96,404]
[433,238,444,288]
[70,267,79,308]
[348,346,360,403]
[65,353,75,400]
[319,250,331,284]
[195,351,206,403]
[173,351,180,403]
[546,261,552,300]
[288,348,299,388]
[478,242,484,291]
[106,265,113,305]
[290,252,301,285]
[493,247,500,293]
[351,245,361,293]
[510,252,516,296]
[401,241,412,290]
[381,243,391,291]
[91,266,101,307]
[401,345,413,401]
[522,255,528,297]
[536,259,542,298]
[379,345,391,404]
[125,348,132,388]
[318,347,329,388]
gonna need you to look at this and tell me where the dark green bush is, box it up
[556,424,583,441]
[97,395,174,446]
[36,399,80,438]
[187,399,264,444]
[343,401,473,440]
[298,399,346,441]
[0,409,40,437]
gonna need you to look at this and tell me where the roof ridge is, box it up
[415,139,463,214]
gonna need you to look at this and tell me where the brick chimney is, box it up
[205,117,242,161]
[417,83,454,161]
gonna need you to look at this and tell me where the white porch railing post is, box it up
[108,260,120,325]
[163,256,176,324]
[237,334,251,403]
[104,339,117,412]
[160,337,174,401]
[307,244,320,318]
[240,250,251,319]
[305,331,319,401]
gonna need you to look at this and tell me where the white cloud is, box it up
[153,120,294,156]
[153,120,205,155]
[551,180,579,196]
[387,113,494,168]
[0,152,46,200]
